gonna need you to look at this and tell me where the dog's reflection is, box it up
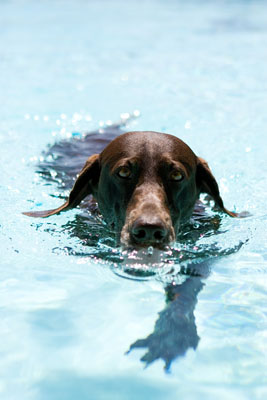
[127,261,209,371]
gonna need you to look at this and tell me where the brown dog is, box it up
[24,131,245,248]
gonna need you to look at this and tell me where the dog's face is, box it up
[95,131,198,247]
[24,131,243,248]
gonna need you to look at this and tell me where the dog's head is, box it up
[24,131,244,248]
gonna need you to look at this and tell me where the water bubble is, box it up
[120,112,130,120]
[133,110,141,117]
[184,120,191,129]
[73,112,82,121]
[147,246,154,256]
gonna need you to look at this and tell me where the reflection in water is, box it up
[34,120,246,370]
[122,232,243,370]
[127,271,206,371]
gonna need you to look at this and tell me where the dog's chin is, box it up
[121,241,171,251]
[120,232,173,251]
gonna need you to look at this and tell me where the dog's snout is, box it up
[130,217,169,245]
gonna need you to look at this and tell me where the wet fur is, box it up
[24,127,246,248]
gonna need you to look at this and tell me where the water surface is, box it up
[0,1,266,399]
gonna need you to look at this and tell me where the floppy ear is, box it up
[23,154,100,218]
[196,157,247,218]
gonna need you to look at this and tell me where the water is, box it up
[0,0,267,399]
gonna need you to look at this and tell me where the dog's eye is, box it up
[117,166,132,179]
[169,170,184,182]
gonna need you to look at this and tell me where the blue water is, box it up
[1,0,267,399]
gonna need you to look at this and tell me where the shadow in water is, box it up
[33,120,245,371]
[127,260,209,371]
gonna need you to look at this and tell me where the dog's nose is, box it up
[130,217,169,245]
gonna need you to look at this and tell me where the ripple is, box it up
[42,208,249,284]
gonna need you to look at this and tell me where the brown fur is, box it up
[24,131,246,247]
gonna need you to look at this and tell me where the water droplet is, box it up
[147,246,154,256]
[133,110,140,117]
[184,120,191,129]
[73,112,82,121]
[120,112,130,120]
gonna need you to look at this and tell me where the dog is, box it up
[24,130,246,248]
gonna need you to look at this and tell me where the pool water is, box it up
[0,0,266,399]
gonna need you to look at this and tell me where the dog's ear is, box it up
[196,157,248,218]
[23,154,100,218]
